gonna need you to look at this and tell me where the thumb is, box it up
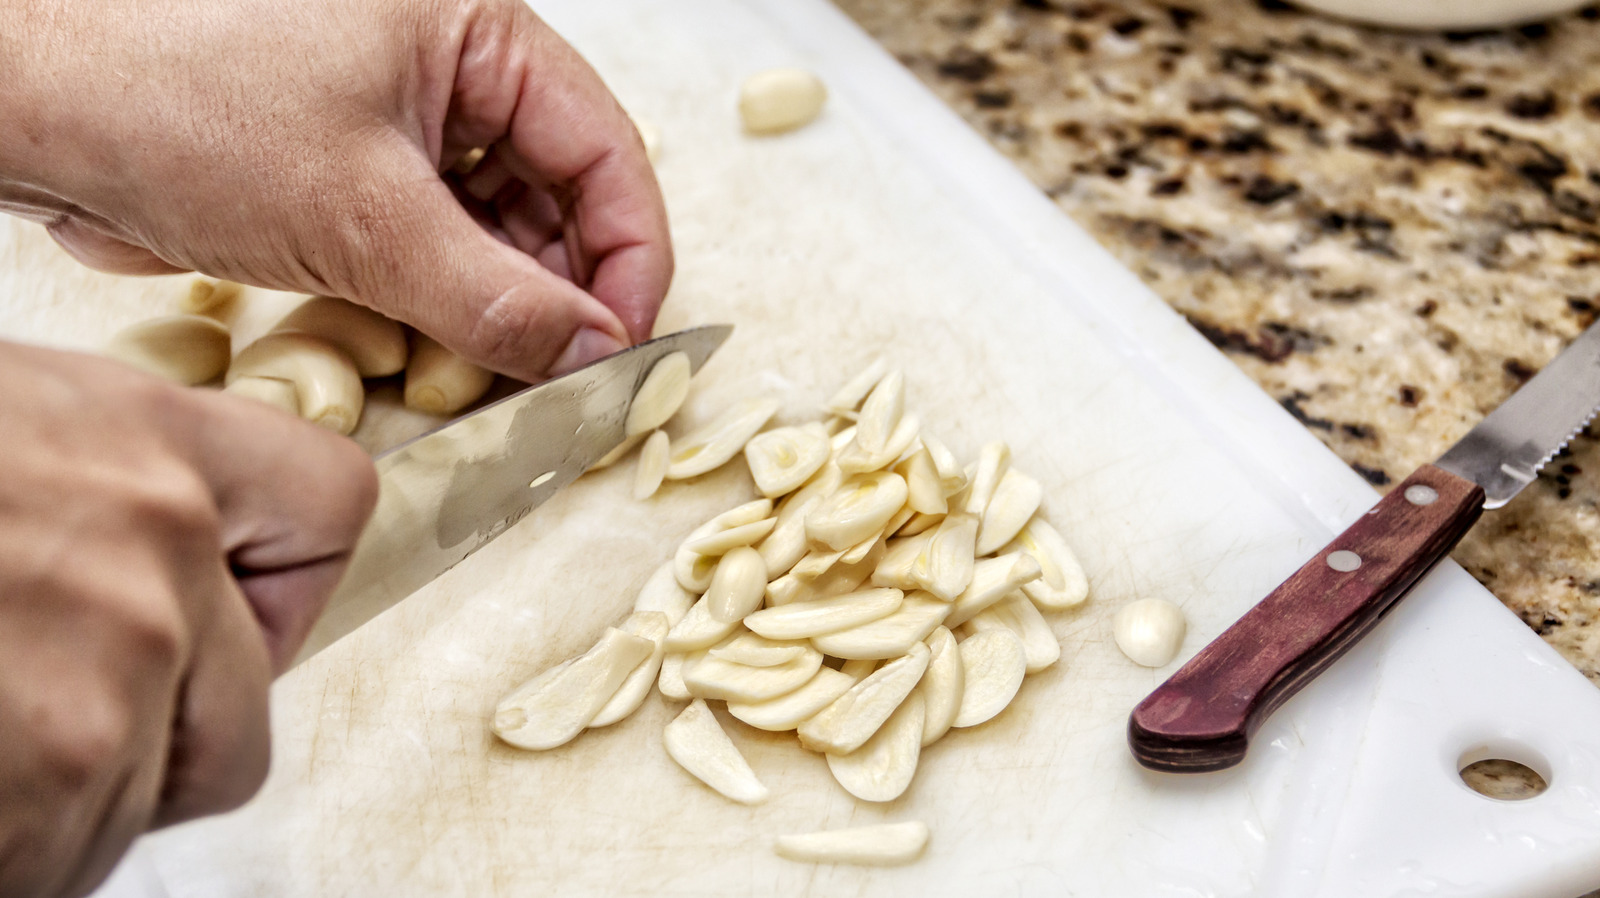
[326,142,632,383]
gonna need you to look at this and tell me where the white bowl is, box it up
[1291,0,1590,29]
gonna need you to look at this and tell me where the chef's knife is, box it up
[1129,317,1600,773]
[291,324,733,665]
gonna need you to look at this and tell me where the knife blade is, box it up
[292,324,733,665]
[1129,317,1600,773]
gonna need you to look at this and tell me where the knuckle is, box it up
[34,690,137,791]
[119,463,220,542]
[466,288,558,376]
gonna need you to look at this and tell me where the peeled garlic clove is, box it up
[823,357,889,417]
[773,822,929,867]
[708,633,809,667]
[976,469,1044,556]
[633,561,696,627]
[1006,518,1090,611]
[675,499,774,592]
[633,430,670,500]
[918,627,965,746]
[897,447,947,516]
[663,699,768,805]
[704,546,767,623]
[826,691,925,803]
[919,433,967,496]
[946,552,1042,629]
[273,296,407,378]
[896,511,944,537]
[759,463,843,578]
[967,592,1060,674]
[727,668,856,732]
[223,375,299,415]
[745,423,831,498]
[682,646,822,702]
[854,369,904,455]
[809,593,951,661]
[872,531,935,590]
[952,628,1027,729]
[683,517,777,557]
[590,431,648,472]
[739,67,828,136]
[798,642,929,755]
[493,627,656,750]
[663,596,741,652]
[625,351,691,437]
[836,413,921,475]
[180,278,242,315]
[404,334,494,416]
[917,513,979,601]
[588,611,671,728]
[964,442,1011,515]
[666,397,781,480]
[228,332,364,434]
[658,652,692,701]
[1112,598,1187,668]
[805,472,909,551]
[744,588,903,640]
[106,314,231,385]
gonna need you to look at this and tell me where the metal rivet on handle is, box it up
[1327,550,1362,572]
[1404,484,1439,506]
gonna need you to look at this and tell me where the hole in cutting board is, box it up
[1456,742,1551,801]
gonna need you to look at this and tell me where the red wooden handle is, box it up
[1128,464,1484,773]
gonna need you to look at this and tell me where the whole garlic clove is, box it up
[739,68,829,136]
[273,296,408,378]
[227,332,363,434]
[492,627,656,750]
[1112,598,1187,668]
[105,314,231,385]
[403,334,494,416]
[223,376,299,415]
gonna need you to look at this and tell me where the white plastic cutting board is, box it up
[6,0,1594,895]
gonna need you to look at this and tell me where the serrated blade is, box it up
[293,325,733,664]
[1436,318,1600,508]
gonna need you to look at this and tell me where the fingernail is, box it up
[550,327,625,376]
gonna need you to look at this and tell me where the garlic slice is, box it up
[966,592,1060,674]
[590,431,648,472]
[744,588,903,640]
[946,552,1042,629]
[975,469,1043,556]
[708,633,810,667]
[896,511,944,537]
[1004,518,1090,611]
[588,611,671,728]
[228,332,363,434]
[896,448,947,516]
[625,351,691,437]
[223,376,299,415]
[805,471,909,551]
[919,433,967,496]
[953,628,1027,729]
[632,563,697,627]
[871,531,936,590]
[823,357,888,417]
[727,668,856,732]
[797,642,929,755]
[666,397,781,480]
[663,596,741,652]
[759,463,843,578]
[836,413,920,475]
[854,369,904,455]
[106,314,231,385]
[826,691,925,802]
[839,531,882,566]
[790,545,848,581]
[810,593,951,660]
[963,442,1011,515]
[917,513,979,601]
[839,658,878,680]
[663,700,768,805]
[674,499,774,592]
[764,573,810,607]
[681,517,777,556]
[918,627,964,746]
[745,423,831,498]
[1112,598,1186,668]
[806,540,887,600]
[682,645,822,702]
[658,652,692,701]
[493,627,656,750]
[773,822,929,867]
[404,334,494,416]
[704,546,767,623]
[633,430,670,500]
[273,296,407,378]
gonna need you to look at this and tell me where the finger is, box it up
[450,5,672,343]
[46,217,188,277]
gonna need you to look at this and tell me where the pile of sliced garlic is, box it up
[491,357,1095,866]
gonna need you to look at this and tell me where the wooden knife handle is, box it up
[1128,464,1485,773]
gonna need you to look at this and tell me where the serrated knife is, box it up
[1129,317,1600,773]
[291,324,733,665]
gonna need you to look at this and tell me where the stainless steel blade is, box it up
[1436,317,1600,508]
[293,325,733,664]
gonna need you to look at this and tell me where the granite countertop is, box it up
[835,0,1600,690]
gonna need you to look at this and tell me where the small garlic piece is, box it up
[773,822,929,867]
[743,588,903,640]
[633,430,670,500]
[966,592,1060,674]
[804,471,909,551]
[964,442,1011,515]
[493,627,656,750]
[854,369,904,455]
[273,296,407,377]
[1005,517,1090,611]
[823,357,888,417]
[896,511,944,537]
[404,334,494,416]
[953,628,1027,729]
[708,633,809,668]
[632,116,662,164]
[918,433,968,495]
[105,314,231,385]
[657,652,692,701]
[918,627,964,746]
[590,431,648,471]
[896,448,947,516]
[223,376,299,415]
[744,423,830,498]
[739,67,828,136]
[662,596,741,652]
[681,518,777,556]
[625,351,691,437]
[666,397,781,480]
[704,546,768,623]
[663,700,768,805]
[945,552,1042,629]
[826,691,925,803]
[759,463,843,578]
[587,611,671,729]
[871,531,935,591]
[727,668,857,732]
[227,332,363,434]
[975,468,1043,556]
[798,642,929,755]
[836,413,920,474]
[809,593,951,661]
[1112,598,1187,668]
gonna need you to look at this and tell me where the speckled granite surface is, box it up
[834,0,1600,689]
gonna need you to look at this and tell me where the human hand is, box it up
[0,0,672,383]
[0,342,377,897]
